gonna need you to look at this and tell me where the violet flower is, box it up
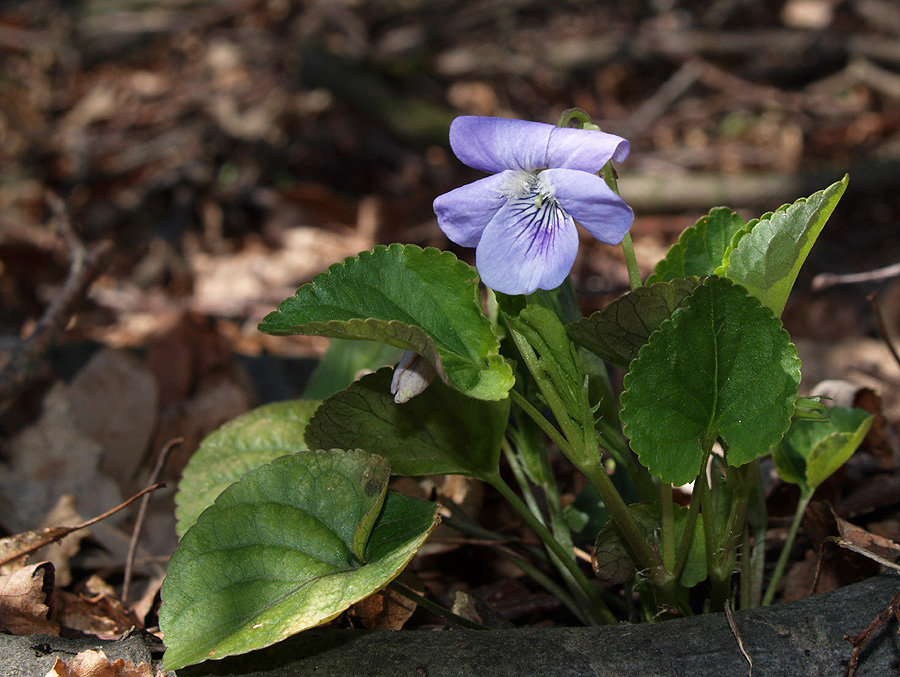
[433,116,634,295]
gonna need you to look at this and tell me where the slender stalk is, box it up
[762,489,813,606]
[659,482,676,573]
[509,389,571,456]
[389,581,491,630]
[620,233,643,290]
[502,439,546,526]
[673,480,702,580]
[742,463,769,609]
[579,459,662,582]
[502,442,599,624]
[488,473,617,625]
[715,461,757,579]
[694,440,732,610]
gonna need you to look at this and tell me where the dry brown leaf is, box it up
[68,349,159,483]
[0,383,123,534]
[834,512,900,562]
[44,649,154,677]
[128,573,165,627]
[56,575,137,639]
[0,526,71,574]
[351,571,422,630]
[0,561,60,635]
[34,495,89,587]
[782,502,891,600]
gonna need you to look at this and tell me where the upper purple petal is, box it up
[433,171,515,246]
[475,195,579,295]
[449,116,630,174]
[449,117,554,173]
[546,126,630,171]
[542,168,634,245]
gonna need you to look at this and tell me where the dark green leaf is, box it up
[720,176,849,316]
[567,277,701,368]
[620,277,801,486]
[161,450,439,670]
[305,367,508,478]
[773,406,874,490]
[646,208,746,284]
[175,400,319,538]
[259,244,513,400]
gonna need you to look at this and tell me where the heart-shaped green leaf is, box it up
[175,400,320,538]
[719,176,848,316]
[646,208,746,284]
[160,450,440,670]
[258,244,513,401]
[774,406,873,490]
[305,367,508,479]
[620,277,801,486]
[567,277,700,368]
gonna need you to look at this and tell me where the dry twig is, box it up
[122,437,181,606]
[0,193,112,408]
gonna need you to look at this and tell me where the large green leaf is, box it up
[774,406,873,490]
[719,176,848,316]
[620,277,801,486]
[567,277,700,368]
[258,244,513,401]
[305,367,508,479]
[161,450,439,670]
[175,400,320,538]
[646,207,746,284]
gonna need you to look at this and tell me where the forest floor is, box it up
[1,0,900,672]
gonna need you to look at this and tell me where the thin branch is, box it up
[0,483,164,568]
[0,193,112,407]
[122,437,181,605]
[869,293,900,373]
[811,262,900,290]
[725,600,753,677]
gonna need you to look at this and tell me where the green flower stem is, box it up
[620,233,643,291]
[502,441,598,623]
[694,440,731,610]
[487,472,617,625]
[762,488,813,606]
[578,459,664,584]
[742,465,769,609]
[715,461,757,579]
[502,438,545,524]
[599,160,641,291]
[659,482,676,573]
[506,323,583,453]
[388,581,491,631]
[506,314,664,601]
[595,418,657,503]
[673,478,702,580]
[509,389,572,456]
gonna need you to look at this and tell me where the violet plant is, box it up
[158,111,873,670]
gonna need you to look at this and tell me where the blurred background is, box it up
[0,0,899,632]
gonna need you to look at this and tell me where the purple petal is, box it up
[542,168,634,245]
[546,127,630,172]
[449,117,554,173]
[449,116,631,174]
[475,195,579,295]
[433,171,516,246]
